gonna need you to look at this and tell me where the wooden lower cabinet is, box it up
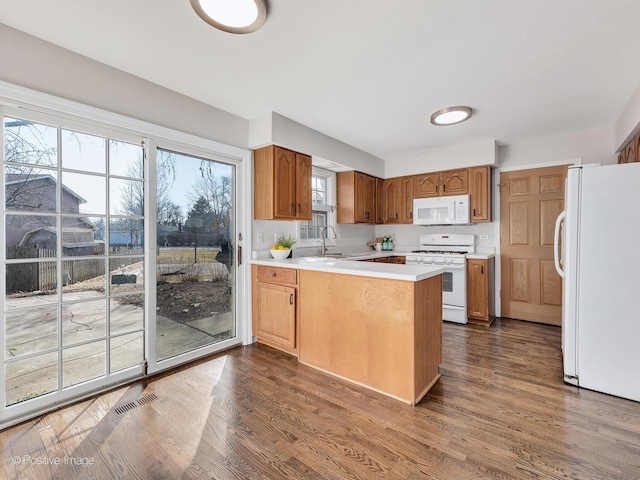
[252,265,298,355]
[298,270,443,405]
[467,257,495,326]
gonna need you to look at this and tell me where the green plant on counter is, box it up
[275,235,297,249]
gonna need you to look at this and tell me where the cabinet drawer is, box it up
[256,265,297,286]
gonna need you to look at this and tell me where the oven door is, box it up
[441,264,468,324]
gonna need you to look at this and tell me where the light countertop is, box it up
[466,253,495,259]
[251,251,445,282]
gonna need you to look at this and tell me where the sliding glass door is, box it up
[154,148,236,363]
[1,99,247,426]
[2,113,146,413]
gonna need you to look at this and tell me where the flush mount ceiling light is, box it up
[190,0,267,34]
[430,106,473,126]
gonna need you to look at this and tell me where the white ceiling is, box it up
[2,0,640,160]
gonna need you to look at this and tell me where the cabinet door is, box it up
[414,173,440,198]
[355,172,375,223]
[295,153,312,220]
[400,176,414,223]
[273,147,297,219]
[625,142,636,164]
[441,169,469,196]
[363,174,375,223]
[383,178,401,223]
[375,177,384,224]
[469,166,491,222]
[256,282,296,348]
[467,259,488,320]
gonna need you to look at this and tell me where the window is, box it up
[3,113,145,408]
[298,167,336,245]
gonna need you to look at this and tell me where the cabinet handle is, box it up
[436,185,438,193]
[271,273,276,277]
[298,203,301,213]
[473,208,477,217]
[395,212,398,220]
[289,293,294,305]
[291,203,295,214]
[443,185,446,192]
[480,265,484,274]
[410,211,413,219]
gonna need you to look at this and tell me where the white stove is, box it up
[406,234,475,324]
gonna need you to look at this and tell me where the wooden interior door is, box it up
[500,165,567,325]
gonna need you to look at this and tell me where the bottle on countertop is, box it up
[382,234,394,251]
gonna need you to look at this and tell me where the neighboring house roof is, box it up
[5,174,87,204]
[18,225,99,248]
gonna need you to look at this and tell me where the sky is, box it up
[5,118,234,220]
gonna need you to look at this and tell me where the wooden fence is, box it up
[6,247,140,294]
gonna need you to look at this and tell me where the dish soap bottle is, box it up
[387,234,394,251]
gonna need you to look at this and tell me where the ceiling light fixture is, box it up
[430,106,473,126]
[190,0,267,34]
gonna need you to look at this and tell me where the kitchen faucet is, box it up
[320,225,337,256]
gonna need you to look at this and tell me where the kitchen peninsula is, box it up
[251,254,444,405]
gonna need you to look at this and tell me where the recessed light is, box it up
[430,106,473,126]
[190,0,267,34]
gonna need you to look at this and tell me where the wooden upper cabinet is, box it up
[337,171,378,224]
[383,177,401,224]
[625,141,636,164]
[254,145,312,220]
[400,176,414,223]
[469,166,492,222]
[383,176,413,224]
[295,153,312,218]
[273,147,297,218]
[414,169,468,198]
[375,177,384,224]
[414,173,440,198]
[356,172,376,223]
[441,169,469,196]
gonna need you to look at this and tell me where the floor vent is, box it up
[113,393,158,416]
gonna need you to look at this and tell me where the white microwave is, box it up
[413,194,470,225]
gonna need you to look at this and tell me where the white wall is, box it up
[252,220,374,257]
[248,112,385,177]
[498,127,615,169]
[614,82,640,152]
[0,24,248,149]
[384,139,497,177]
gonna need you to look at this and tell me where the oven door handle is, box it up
[438,264,465,270]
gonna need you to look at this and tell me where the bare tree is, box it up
[190,162,232,245]
[4,119,57,210]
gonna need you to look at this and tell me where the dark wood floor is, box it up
[2,318,640,479]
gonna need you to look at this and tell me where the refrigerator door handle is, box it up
[554,210,566,278]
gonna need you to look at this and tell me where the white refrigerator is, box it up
[554,163,640,402]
